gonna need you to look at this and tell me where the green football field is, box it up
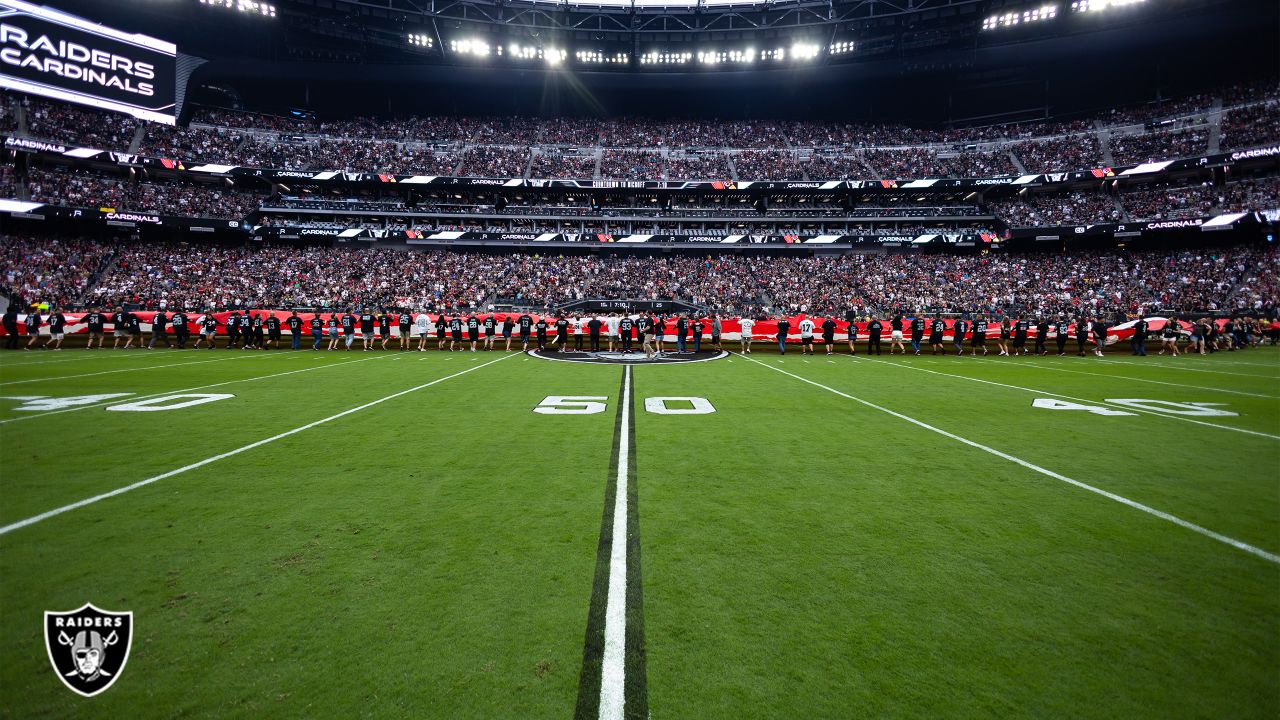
[0,343,1277,718]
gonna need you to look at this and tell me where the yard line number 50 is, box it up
[534,396,716,415]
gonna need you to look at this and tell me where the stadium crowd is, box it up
[9,81,1275,182]
[26,169,263,219]
[3,234,1273,321]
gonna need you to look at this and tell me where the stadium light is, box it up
[828,41,855,55]
[640,51,692,65]
[1072,0,1145,12]
[407,34,434,48]
[759,48,786,61]
[576,50,629,64]
[982,5,1058,30]
[696,50,754,65]
[450,39,491,57]
[790,43,820,60]
[199,0,277,17]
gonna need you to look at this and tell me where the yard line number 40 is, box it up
[535,396,716,415]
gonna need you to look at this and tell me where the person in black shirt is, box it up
[466,314,480,352]
[776,316,791,355]
[534,317,549,349]
[83,307,106,349]
[970,317,988,356]
[247,312,264,349]
[1013,317,1030,356]
[909,314,924,355]
[357,311,375,351]
[845,316,858,355]
[1053,315,1069,356]
[308,314,324,350]
[517,313,533,350]
[482,314,496,351]
[654,316,667,353]
[44,307,67,350]
[225,312,241,350]
[675,315,688,353]
[952,317,967,356]
[822,317,837,355]
[148,309,171,349]
[638,315,653,358]
[929,316,946,355]
[889,314,905,354]
[266,314,282,350]
[398,311,414,350]
[1034,317,1049,356]
[340,311,357,350]
[867,317,883,355]
[1075,315,1089,356]
[377,311,393,350]
[587,315,603,352]
[111,307,130,349]
[997,318,1012,356]
[286,311,303,350]
[240,312,255,349]
[1159,317,1180,356]
[23,308,42,351]
[690,316,702,353]
[1131,316,1148,356]
[1,306,17,350]
[572,316,585,351]
[1091,318,1106,357]
[448,315,464,351]
[325,315,340,350]
[171,310,189,349]
[435,313,448,350]
[553,314,570,351]
[618,315,633,353]
[502,315,515,351]
[195,311,218,349]
[127,310,144,349]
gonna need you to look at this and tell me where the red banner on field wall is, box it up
[2,312,1238,345]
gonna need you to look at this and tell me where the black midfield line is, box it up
[574,367,629,720]
[622,365,648,720]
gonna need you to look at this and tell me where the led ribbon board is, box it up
[0,0,177,124]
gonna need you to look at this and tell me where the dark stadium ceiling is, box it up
[39,0,1279,122]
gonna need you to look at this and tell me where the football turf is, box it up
[0,345,1276,718]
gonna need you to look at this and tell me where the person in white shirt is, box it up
[739,316,755,354]
[414,312,431,351]
[571,315,585,351]
[605,313,621,352]
[798,317,816,355]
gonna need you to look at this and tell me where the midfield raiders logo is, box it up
[44,603,133,697]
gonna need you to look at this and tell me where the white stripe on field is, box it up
[599,364,632,720]
[969,357,1280,400]
[0,348,189,366]
[0,351,273,386]
[0,353,514,536]
[1096,358,1276,379]
[860,357,1280,441]
[0,353,393,424]
[738,353,1280,565]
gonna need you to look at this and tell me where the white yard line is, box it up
[858,356,1280,441]
[0,351,280,387]
[737,353,1279,565]
[968,357,1280,400]
[0,353,515,536]
[0,353,394,424]
[0,349,189,366]
[599,364,632,720]
[1097,358,1276,379]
